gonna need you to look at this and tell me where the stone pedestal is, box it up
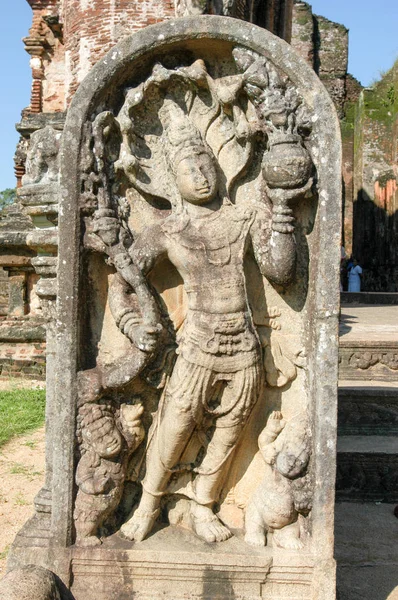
[8,16,341,600]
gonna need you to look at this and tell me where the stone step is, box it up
[334,502,398,600]
[336,436,398,503]
[338,381,398,436]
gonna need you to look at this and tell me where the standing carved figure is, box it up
[119,109,297,544]
[80,53,314,546]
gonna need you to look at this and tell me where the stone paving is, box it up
[335,502,398,600]
[340,304,398,342]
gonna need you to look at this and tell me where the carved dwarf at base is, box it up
[74,402,145,546]
[245,411,312,549]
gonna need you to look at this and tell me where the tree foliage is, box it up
[0,188,16,211]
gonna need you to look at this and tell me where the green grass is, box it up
[0,389,46,448]
[9,462,43,478]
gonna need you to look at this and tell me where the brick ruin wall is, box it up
[291,1,397,292]
[62,0,175,101]
[352,61,398,291]
[0,206,46,379]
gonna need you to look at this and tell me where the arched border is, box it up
[56,16,341,595]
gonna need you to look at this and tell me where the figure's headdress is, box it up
[159,97,215,173]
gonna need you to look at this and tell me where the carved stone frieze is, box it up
[339,342,398,381]
[336,451,398,503]
[22,126,61,187]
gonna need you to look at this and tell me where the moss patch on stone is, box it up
[363,60,398,125]
[340,101,356,139]
[376,169,396,188]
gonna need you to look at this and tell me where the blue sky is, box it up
[0,1,397,190]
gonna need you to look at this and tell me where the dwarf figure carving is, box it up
[245,411,312,549]
[74,402,145,546]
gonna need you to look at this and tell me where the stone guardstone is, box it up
[8,16,341,600]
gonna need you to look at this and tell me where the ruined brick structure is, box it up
[292,0,351,118]
[352,61,398,291]
[290,2,397,292]
[19,0,294,123]
[0,204,46,378]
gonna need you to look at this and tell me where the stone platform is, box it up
[10,515,318,600]
[339,304,398,381]
[341,292,398,305]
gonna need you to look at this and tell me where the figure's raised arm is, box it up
[129,223,168,276]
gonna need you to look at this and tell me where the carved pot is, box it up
[262,135,312,190]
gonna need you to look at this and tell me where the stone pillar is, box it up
[31,257,58,514]
[15,122,61,512]
[0,268,9,316]
[25,222,58,516]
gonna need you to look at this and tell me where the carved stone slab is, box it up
[339,341,398,381]
[8,16,341,600]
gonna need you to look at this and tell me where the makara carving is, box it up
[75,46,315,547]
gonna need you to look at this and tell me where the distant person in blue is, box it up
[348,258,363,292]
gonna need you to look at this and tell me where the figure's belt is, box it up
[178,310,261,367]
[179,344,261,373]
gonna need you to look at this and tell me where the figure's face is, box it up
[176,152,218,205]
[276,448,309,479]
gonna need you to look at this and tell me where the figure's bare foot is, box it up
[76,535,102,547]
[120,508,160,542]
[191,504,232,543]
[245,528,267,547]
[273,523,303,550]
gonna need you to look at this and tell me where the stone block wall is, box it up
[0,202,46,379]
[291,0,350,118]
